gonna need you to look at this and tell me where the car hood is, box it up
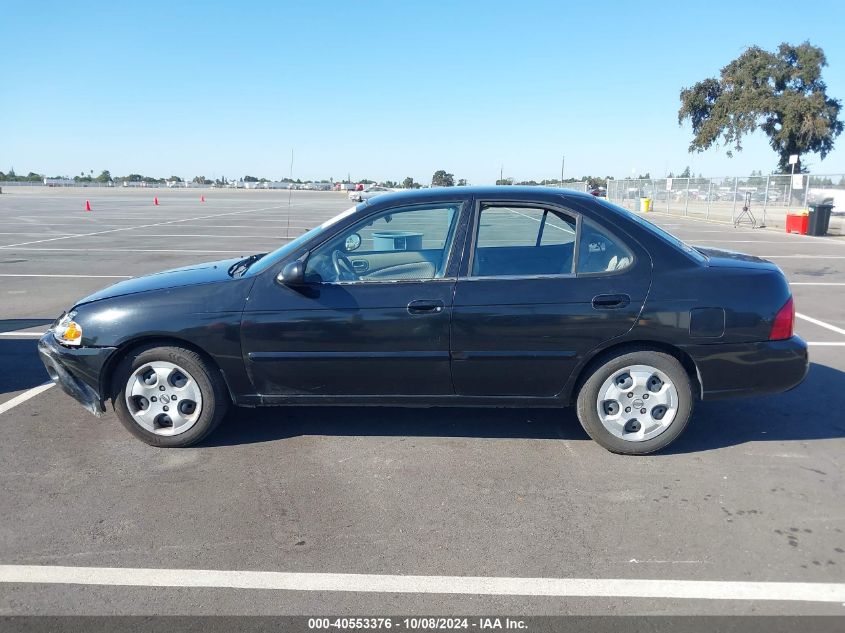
[76,256,248,306]
[695,247,778,270]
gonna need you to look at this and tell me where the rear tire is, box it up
[576,349,693,454]
[112,345,228,447]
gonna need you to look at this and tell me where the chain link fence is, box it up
[607,173,845,234]
[557,182,589,193]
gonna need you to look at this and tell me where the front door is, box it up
[241,200,467,398]
[450,201,651,397]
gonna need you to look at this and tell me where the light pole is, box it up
[560,155,565,186]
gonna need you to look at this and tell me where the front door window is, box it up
[305,203,462,283]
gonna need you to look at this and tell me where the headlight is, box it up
[53,312,83,347]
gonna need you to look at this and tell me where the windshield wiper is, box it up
[228,253,265,277]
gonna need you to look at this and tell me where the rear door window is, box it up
[576,218,633,273]
[472,206,577,277]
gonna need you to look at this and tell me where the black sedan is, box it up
[38,187,808,454]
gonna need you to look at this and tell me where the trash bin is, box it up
[806,203,833,236]
[639,197,652,212]
[372,231,423,251]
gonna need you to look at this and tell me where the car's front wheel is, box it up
[112,345,228,447]
[575,349,693,454]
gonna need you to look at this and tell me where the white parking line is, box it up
[790,282,845,286]
[0,564,843,603]
[0,232,81,237]
[105,234,288,239]
[155,225,313,230]
[0,274,131,278]
[807,342,845,346]
[796,313,845,337]
[694,240,842,244]
[763,255,845,259]
[673,230,757,234]
[0,384,54,416]
[9,248,248,254]
[0,203,305,249]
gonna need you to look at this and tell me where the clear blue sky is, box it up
[2,0,845,183]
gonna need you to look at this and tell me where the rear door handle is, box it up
[407,299,445,315]
[592,293,631,309]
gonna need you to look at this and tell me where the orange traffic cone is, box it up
[200,195,205,203]
[85,200,91,212]
[154,196,159,206]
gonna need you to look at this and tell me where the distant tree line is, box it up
[0,167,607,190]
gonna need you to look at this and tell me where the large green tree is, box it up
[678,42,843,173]
[431,170,454,187]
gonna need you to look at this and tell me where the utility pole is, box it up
[788,154,799,209]
[286,148,294,237]
[561,155,565,186]
[500,164,503,183]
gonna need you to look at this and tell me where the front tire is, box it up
[576,349,693,454]
[112,345,228,447]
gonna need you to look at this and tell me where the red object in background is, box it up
[355,183,364,191]
[785,214,808,234]
[200,195,205,202]
[85,200,91,212]
[154,196,159,206]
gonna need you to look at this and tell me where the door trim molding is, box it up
[248,350,450,361]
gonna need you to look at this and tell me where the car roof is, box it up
[363,185,595,206]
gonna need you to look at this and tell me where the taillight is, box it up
[770,296,794,340]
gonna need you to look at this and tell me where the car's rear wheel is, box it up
[112,345,228,447]
[575,349,693,454]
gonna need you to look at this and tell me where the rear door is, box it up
[450,200,652,397]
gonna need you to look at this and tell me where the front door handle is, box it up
[407,299,445,315]
[592,293,631,309]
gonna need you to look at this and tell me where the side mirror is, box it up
[277,258,306,286]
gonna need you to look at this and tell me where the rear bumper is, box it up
[37,334,117,416]
[683,335,809,401]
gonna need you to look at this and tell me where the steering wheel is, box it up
[332,250,359,281]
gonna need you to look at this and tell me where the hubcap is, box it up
[124,361,202,436]
[596,364,678,442]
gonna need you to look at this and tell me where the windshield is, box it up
[246,205,361,275]
[597,199,707,263]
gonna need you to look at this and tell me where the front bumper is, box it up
[37,334,117,416]
[683,335,809,401]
